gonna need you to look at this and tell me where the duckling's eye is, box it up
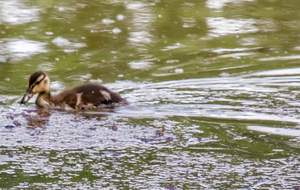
[36,79,44,85]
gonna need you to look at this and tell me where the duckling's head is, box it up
[21,71,50,104]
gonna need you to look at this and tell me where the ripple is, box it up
[126,2,154,46]
[250,67,300,76]
[0,38,46,62]
[247,126,300,136]
[0,0,39,25]
[258,55,300,61]
[206,17,258,37]
[113,73,300,124]
[206,0,255,9]
[2,70,300,189]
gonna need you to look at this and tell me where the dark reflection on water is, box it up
[1,0,300,189]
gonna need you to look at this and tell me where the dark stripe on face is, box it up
[36,75,45,85]
[29,74,45,89]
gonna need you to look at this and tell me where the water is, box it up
[1,0,300,189]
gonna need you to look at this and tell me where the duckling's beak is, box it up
[21,88,35,104]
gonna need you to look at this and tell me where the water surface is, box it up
[1,0,300,189]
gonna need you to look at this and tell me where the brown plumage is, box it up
[21,71,127,109]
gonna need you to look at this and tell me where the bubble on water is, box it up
[45,31,53,35]
[116,14,125,21]
[102,18,115,24]
[89,78,103,83]
[64,49,77,53]
[112,28,121,34]
[128,61,153,69]
[219,72,230,77]
[166,59,179,64]
[52,37,71,47]
[51,36,86,48]
[174,68,183,73]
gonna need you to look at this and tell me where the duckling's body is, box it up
[21,71,126,109]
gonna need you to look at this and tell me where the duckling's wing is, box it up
[73,84,123,106]
[63,93,78,109]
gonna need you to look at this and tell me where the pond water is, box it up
[1,0,300,189]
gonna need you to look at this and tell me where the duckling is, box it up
[21,71,126,109]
